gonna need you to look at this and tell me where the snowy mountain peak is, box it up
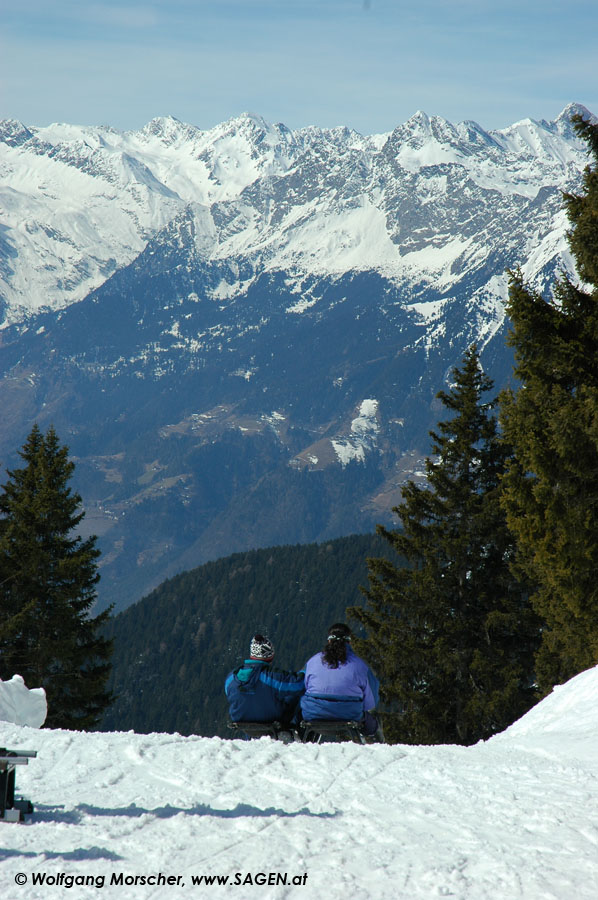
[555,101,595,124]
[0,118,34,147]
[138,115,201,146]
[392,109,434,142]
[409,109,431,126]
[235,110,275,131]
[206,111,299,162]
[493,106,588,163]
[546,102,597,141]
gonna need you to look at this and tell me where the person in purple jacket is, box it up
[300,623,382,737]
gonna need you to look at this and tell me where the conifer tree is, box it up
[500,114,598,691]
[0,425,113,728]
[350,347,539,744]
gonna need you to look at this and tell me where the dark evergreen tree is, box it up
[500,114,598,692]
[0,424,113,728]
[351,347,539,745]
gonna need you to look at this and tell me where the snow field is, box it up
[1,666,598,899]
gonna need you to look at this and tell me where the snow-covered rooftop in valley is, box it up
[1,665,597,898]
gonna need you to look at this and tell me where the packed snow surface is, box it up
[1,666,598,898]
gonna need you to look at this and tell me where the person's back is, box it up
[300,623,380,735]
[225,634,304,725]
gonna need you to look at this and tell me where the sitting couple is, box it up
[225,623,382,739]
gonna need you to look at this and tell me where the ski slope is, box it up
[1,666,597,899]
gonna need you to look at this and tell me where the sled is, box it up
[300,720,368,744]
[227,721,296,743]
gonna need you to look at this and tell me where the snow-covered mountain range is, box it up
[0,104,589,324]
[0,104,594,610]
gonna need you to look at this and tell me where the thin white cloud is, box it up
[78,4,162,30]
[1,0,596,133]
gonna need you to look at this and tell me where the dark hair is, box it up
[322,623,352,668]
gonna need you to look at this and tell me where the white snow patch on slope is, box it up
[400,236,474,284]
[0,666,597,897]
[351,398,379,433]
[286,296,319,314]
[332,398,379,466]
[285,201,401,275]
[408,298,447,324]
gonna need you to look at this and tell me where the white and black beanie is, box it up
[250,634,274,661]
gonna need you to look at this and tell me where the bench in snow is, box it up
[0,748,37,822]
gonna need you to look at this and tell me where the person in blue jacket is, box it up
[225,634,304,725]
[300,623,381,737]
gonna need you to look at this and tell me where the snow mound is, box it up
[0,674,47,728]
[504,664,598,739]
[490,663,598,762]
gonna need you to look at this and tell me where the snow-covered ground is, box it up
[1,666,597,899]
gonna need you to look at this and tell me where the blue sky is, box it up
[1,0,597,134]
